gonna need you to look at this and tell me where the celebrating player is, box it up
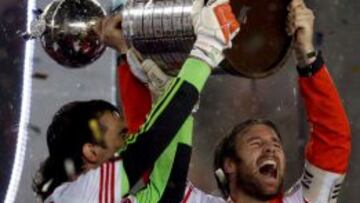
[120,0,352,202]
[32,0,239,202]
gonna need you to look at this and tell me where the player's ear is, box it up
[82,143,101,163]
[223,158,236,174]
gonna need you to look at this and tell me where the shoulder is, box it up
[183,182,226,203]
[45,167,101,203]
[46,160,124,203]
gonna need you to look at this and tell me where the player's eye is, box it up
[273,142,282,149]
[249,140,261,147]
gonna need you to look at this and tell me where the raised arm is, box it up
[120,2,239,190]
[96,2,240,199]
[286,0,351,202]
[120,57,210,187]
[298,53,350,202]
[299,55,351,174]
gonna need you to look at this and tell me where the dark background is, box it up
[0,0,25,201]
[0,0,359,202]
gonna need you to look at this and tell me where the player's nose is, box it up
[262,142,276,154]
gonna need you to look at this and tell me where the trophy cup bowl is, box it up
[33,0,292,78]
[38,0,106,68]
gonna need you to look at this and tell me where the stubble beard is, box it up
[235,166,283,201]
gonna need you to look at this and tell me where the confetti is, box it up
[64,158,75,179]
[41,179,53,193]
[32,72,48,80]
[89,119,102,143]
[28,123,41,134]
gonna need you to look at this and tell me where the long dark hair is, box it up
[213,119,281,197]
[33,100,118,200]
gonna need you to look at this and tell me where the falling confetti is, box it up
[32,72,48,80]
[28,123,41,135]
[64,158,75,179]
[41,179,53,193]
[89,119,102,143]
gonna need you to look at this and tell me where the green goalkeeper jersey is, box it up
[45,58,211,203]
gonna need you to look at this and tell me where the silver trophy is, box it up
[27,0,292,78]
[27,0,106,68]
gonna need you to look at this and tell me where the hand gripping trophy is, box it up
[26,0,292,78]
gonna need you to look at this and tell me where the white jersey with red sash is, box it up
[45,161,125,203]
[44,58,212,203]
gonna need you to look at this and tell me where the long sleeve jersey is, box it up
[119,53,351,203]
[182,54,351,203]
[44,58,211,203]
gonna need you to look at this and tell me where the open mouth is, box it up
[258,160,278,179]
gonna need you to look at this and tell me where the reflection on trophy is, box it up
[27,0,292,78]
[27,0,107,68]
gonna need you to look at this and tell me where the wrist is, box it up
[296,51,324,77]
[190,37,225,69]
[299,51,317,67]
[295,43,316,66]
[190,48,215,69]
[295,49,316,67]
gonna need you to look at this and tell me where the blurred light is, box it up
[68,22,88,28]
[4,0,35,202]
